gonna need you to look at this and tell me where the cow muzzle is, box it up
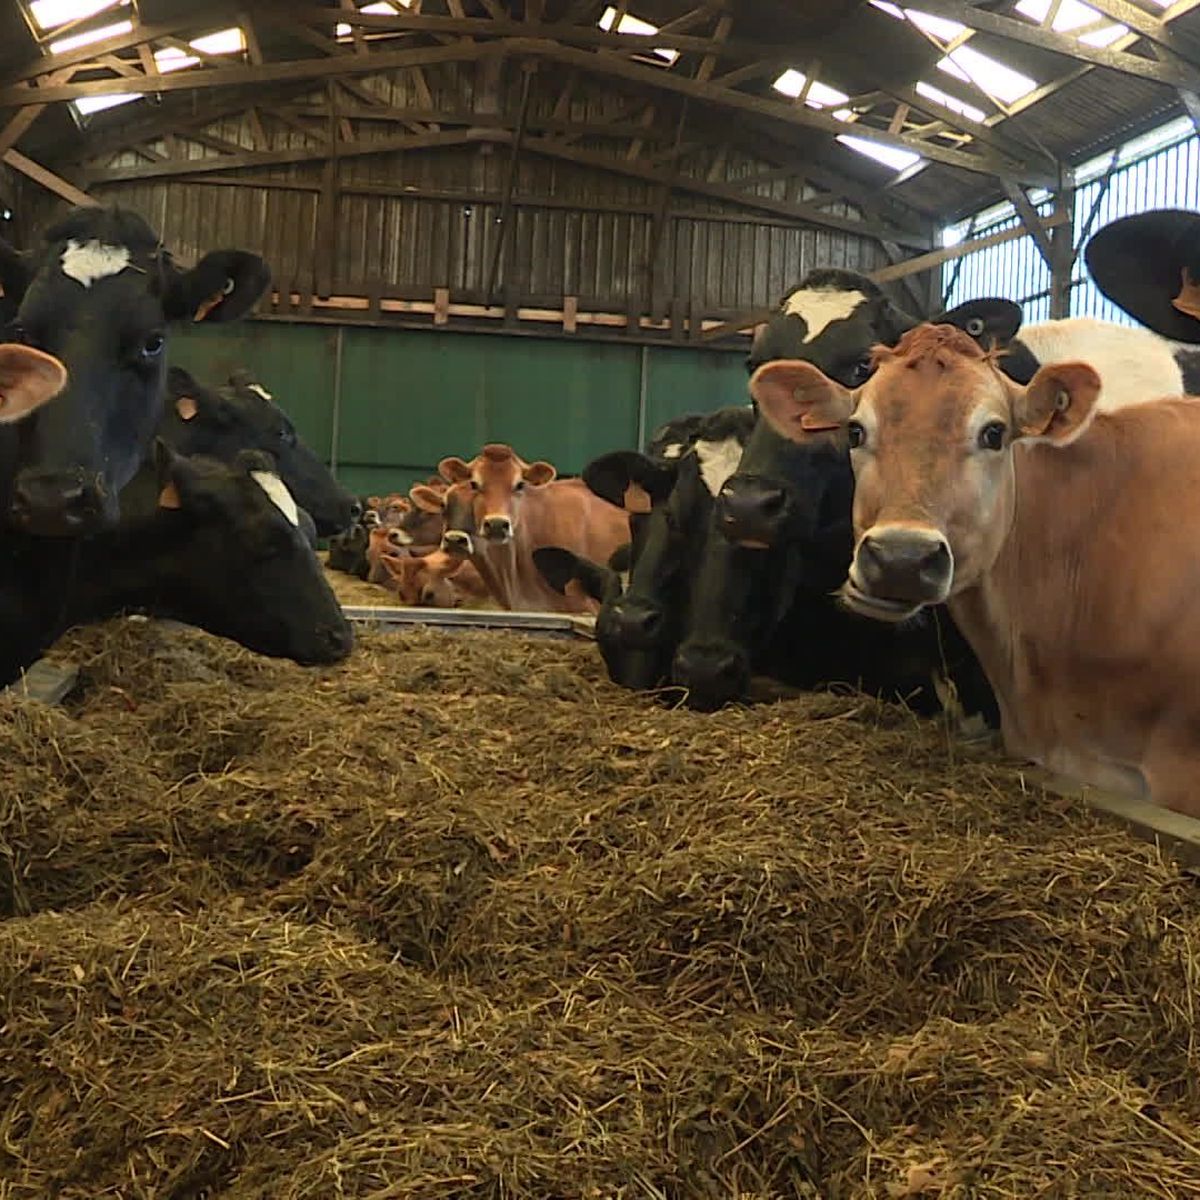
[441,529,473,556]
[480,514,512,544]
[9,468,116,536]
[672,640,751,711]
[715,476,788,549]
[606,596,665,649]
[845,525,952,620]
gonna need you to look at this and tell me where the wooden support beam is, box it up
[1001,180,1056,269]
[514,40,1048,182]
[0,42,504,108]
[2,150,97,208]
[891,0,1200,91]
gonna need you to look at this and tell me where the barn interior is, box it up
[3,0,1200,1195]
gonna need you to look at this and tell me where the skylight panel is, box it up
[905,9,966,40]
[74,92,138,115]
[48,16,131,53]
[914,79,986,122]
[870,0,905,17]
[597,6,679,63]
[1014,0,1126,48]
[154,26,246,74]
[772,70,850,108]
[336,1,411,40]
[938,44,1037,104]
[29,0,126,30]
[836,134,921,172]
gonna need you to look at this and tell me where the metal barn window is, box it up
[941,117,1200,326]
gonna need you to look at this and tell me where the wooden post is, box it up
[1048,180,1076,320]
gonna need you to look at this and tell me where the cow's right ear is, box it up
[750,360,853,444]
[583,450,677,512]
[0,344,67,423]
[409,484,446,513]
[437,456,473,483]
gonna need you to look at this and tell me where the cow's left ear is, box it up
[522,460,556,486]
[750,359,853,443]
[1013,361,1101,444]
[163,251,271,324]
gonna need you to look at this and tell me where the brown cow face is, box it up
[439,444,555,545]
[752,324,1101,623]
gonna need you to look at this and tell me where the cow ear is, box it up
[438,456,472,483]
[0,344,67,423]
[583,450,677,509]
[1013,361,1100,445]
[522,460,556,486]
[409,484,446,513]
[163,250,271,324]
[152,438,186,509]
[750,360,853,443]
[937,298,1023,346]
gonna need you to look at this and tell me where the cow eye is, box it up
[514,480,526,492]
[966,317,985,338]
[978,421,1006,451]
[847,421,866,449]
[469,480,480,491]
[141,333,166,360]
[278,426,296,447]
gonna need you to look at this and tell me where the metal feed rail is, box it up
[342,604,597,640]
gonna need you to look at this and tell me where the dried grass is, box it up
[0,617,1197,1197]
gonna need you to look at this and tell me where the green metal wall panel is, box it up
[169,321,747,499]
[337,327,640,495]
[168,323,338,464]
[642,344,749,441]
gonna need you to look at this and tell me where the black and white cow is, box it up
[0,443,353,685]
[0,205,269,536]
[162,366,358,537]
[577,407,757,690]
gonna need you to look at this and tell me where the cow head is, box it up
[438,443,555,545]
[719,293,1025,551]
[165,366,358,536]
[151,442,353,663]
[3,206,269,536]
[753,324,1101,622]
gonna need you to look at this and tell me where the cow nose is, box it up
[609,598,664,649]
[9,470,112,536]
[854,529,952,604]
[672,641,749,712]
[481,515,512,542]
[716,477,788,548]
[442,530,472,554]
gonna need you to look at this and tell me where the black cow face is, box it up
[1,206,269,536]
[147,444,352,664]
[163,366,357,536]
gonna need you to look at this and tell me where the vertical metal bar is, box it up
[330,325,344,477]
[637,344,649,451]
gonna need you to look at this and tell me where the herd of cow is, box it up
[3,200,1200,816]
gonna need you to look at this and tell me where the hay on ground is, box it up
[0,616,1198,1198]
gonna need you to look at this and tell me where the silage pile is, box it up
[1,617,1199,1198]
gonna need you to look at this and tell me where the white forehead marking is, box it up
[246,383,274,402]
[60,240,131,289]
[693,436,744,497]
[783,288,866,342]
[661,442,684,459]
[250,470,300,527]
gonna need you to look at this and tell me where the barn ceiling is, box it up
[1,0,1198,237]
